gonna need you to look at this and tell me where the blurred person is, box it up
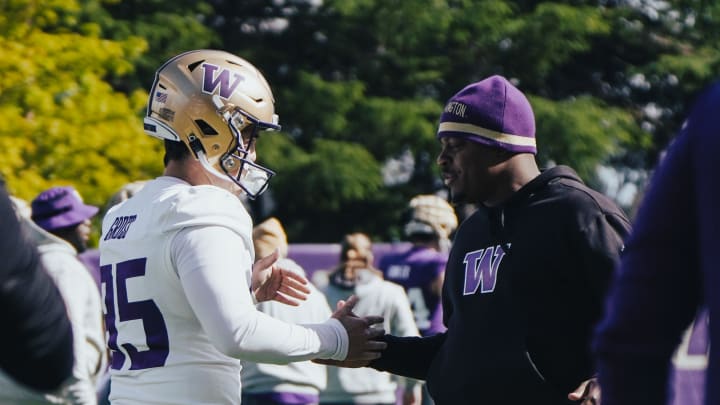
[594,81,720,405]
[241,217,332,405]
[0,186,107,404]
[104,181,149,213]
[100,49,384,404]
[319,233,421,405]
[378,194,457,405]
[322,75,631,404]
[79,180,149,290]
[379,194,457,337]
[0,186,74,394]
[32,186,97,255]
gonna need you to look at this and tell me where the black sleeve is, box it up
[580,209,632,322]
[369,332,446,380]
[0,186,74,391]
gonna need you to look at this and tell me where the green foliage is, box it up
[258,135,383,213]
[0,1,160,212]
[505,4,611,79]
[3,0,720,243]
[531,95,650,182]
[278,72,366,143]
[346,97,442,158]
[259,135,385,242]
[97,0,219,89]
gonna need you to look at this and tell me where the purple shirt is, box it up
[594,81,720,405]
[378,245,448,336]
[669,309,709,405]
[78,248,101,290]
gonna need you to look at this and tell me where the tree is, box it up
[241,0,716,239]
[97,0,220,91]
[3,0,718,243]
[0,0,159,212]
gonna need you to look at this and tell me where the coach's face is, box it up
[437,137,509,206]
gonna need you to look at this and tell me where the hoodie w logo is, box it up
[202,63,245,99]
[463,245,508,295]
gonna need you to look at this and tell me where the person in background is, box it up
[377,194,457,405]
[324,75,630,405]
[79,180,149,290]
[319,233,421,405]
[241,217,332,405]
[594,81,720,405]
[0,185,74,394]
[100,49,384,404]
[104,181,149,213]
[0,186,107,404]
[379,194,457,337]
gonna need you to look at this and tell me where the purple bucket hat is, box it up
[31,186,99,232]
[437,75,537,154]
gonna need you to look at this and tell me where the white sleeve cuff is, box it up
[303,318,348,360]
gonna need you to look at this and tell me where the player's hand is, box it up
[251,249,310,306]
[314,295,386,367]
[568,377,600,404]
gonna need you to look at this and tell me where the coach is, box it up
[324,75,631,405]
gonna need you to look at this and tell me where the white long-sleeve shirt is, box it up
[100,177,347,405]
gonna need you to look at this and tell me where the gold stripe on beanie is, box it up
[439,121,537,148]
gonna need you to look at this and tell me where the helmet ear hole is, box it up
[195,119,218,135]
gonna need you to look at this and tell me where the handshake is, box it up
[251,253,386,367]
[317,295,387,368]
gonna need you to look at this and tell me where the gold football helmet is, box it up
[404,194,458,242]
[144,49,280,198]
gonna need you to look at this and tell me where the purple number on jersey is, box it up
[101,258,170,370]
[101,264,125,370]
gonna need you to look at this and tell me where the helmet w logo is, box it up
[201,63,245,99]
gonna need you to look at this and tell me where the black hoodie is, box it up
[372,166,630,405]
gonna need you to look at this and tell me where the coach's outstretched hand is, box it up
[316,295,386,367]
[252,248,311,306]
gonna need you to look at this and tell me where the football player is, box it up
[99,50,385,404]
[378,194,457,338]
[595,80,720,405]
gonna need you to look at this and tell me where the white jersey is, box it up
[100,177,347,405]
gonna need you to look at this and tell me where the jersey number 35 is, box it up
[101,258,170,370]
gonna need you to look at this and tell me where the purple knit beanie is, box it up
[437,75,536,154]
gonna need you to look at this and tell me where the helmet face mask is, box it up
[143,49,280,199]
[211,98,279,198]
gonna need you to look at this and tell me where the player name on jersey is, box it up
[104,215,137,241]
